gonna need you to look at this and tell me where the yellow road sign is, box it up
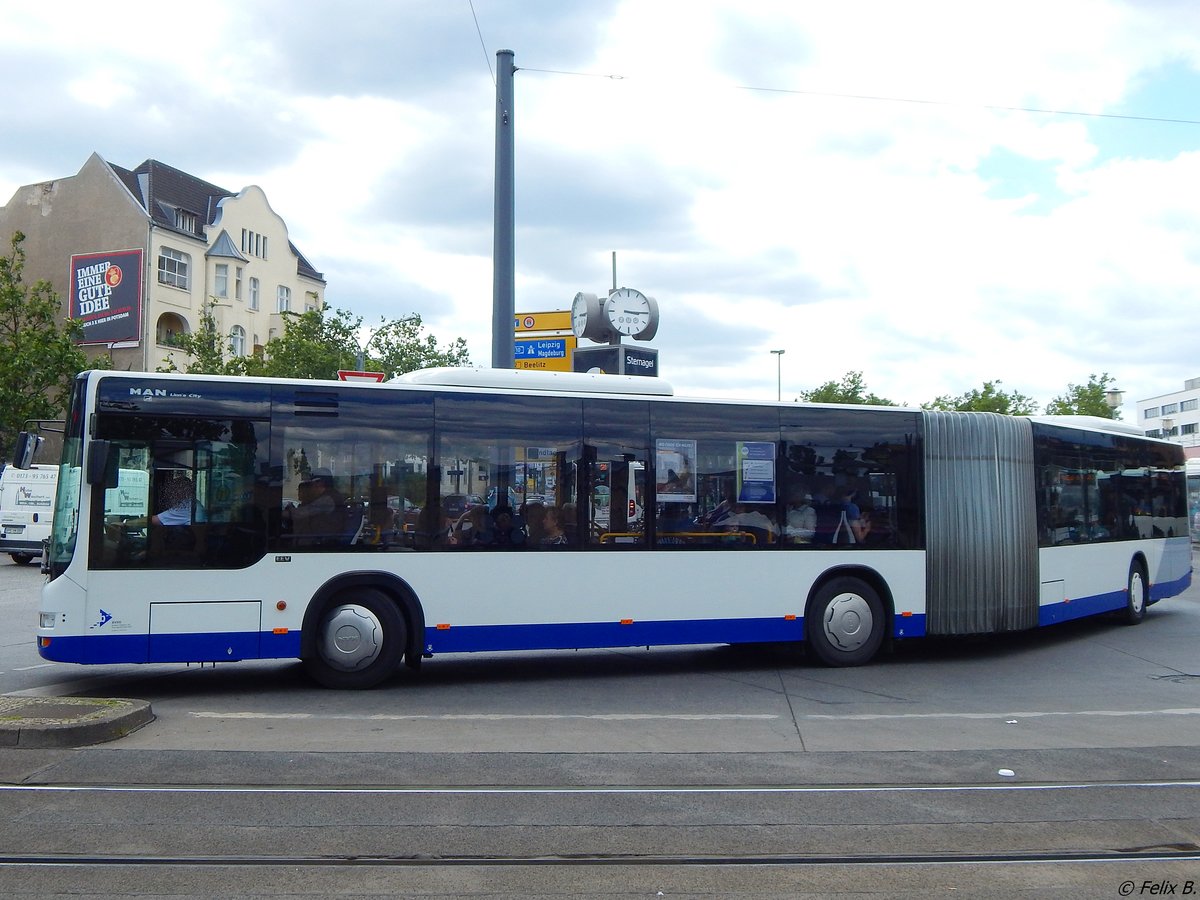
[514,311,571,332]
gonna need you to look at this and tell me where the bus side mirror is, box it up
[86,440,118,488]
[11,431,44,470]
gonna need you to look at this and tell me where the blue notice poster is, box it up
[736,441,776,503]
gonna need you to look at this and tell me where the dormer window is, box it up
[175,208,199,234]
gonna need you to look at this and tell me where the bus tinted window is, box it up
[582,398,650,548]
[90,415,268,569]
[273,385,434,552]
[650,403,781,547]
[779,407,923,549]
[436,392,583,549]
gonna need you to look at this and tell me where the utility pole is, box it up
[492,49,516,369]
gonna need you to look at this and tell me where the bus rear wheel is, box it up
[807,577,885,667]
[1122,561,1148,626]
[304,588,406,689]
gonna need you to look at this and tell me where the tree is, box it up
[798,371,896,406]
[925,380,1038,415]
[1044,373,1122,419]
[0,232,92,459]
[158,303,471,380]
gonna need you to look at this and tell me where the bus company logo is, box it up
[129,387,168,397]
[89,609,113,630]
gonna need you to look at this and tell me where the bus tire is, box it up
[1122,560,1148,626]
[304,588,406,689]
[807,576,885,667]
[10,553,34,565]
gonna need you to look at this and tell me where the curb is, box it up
[0,696,154,748]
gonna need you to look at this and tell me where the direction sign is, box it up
[514,311,571,333]
[514,335,576,372]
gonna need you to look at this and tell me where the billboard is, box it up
[69,249,143,344]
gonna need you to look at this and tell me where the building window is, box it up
[155,312,189,346]
[1182,399,1198,412]
[157,247,190,289]
[214,263,229,298]
[175,209,199,234]
[235,267,243,301]
[1183,423,1198,436]
[241,229,268,259]
[230,326,247,358]
[249,277,260,310]
[1144,407,1160,420]
[277,285,291,313]
[1162,403,1179,415]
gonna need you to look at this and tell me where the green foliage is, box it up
[0,232,92,460]
[798,371,897,406]
[925,380,1038,415]
[1044,373,1121,419]
[158,303,471,380]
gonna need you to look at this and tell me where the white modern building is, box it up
[1138,378,1200,456]
[0,153,325,373]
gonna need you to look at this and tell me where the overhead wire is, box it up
[517,66,1200,126]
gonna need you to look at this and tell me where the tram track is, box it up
[2,846,1199,868]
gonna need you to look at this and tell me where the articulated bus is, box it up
[35,368,1191,688]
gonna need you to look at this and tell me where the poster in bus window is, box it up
[655,439,696,502]
[736,441,777,503]
[69,249,143,345]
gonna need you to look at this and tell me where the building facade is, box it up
[0,153,325,372]
[1137,377,1200,457]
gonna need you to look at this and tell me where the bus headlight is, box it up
[39,613,56,629]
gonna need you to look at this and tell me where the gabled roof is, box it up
[107,158,325,283]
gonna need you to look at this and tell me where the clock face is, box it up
[605,288,651,336]
[571,292,590,338]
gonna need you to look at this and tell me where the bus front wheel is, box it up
[807,577,885,667]
[1123,561,1148,626]
[304,588,406,689]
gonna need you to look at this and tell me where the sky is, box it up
[3,0,1200,418]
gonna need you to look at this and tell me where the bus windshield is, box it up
[47,376,88,579]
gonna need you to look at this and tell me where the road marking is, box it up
[802,708,1200,720]
[0,781,1197,795]
[189,712,778,721]
[12,663,55,672]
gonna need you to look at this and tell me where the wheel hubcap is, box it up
[823,592,874,652]
[318,604,383,672]
[1130,572,1146,615]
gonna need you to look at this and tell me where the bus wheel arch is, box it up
[805,567,892,667]
[1123,555,1149,626]
[301,572,426,688]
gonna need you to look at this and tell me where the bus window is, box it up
[274,385,434,552]
[437,392,583,549]
[88,416,268,569]
[583,398,650,547]
[651,404,782,548]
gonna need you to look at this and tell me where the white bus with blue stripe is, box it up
[36,368,1191,688]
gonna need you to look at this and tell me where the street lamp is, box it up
[1104,388,1125,412]
[357,315,421,371]
[770,349,785,401]
[1162,417,1175,440]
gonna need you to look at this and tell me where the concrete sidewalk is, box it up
[0,696,153,748]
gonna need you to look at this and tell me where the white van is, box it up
[0,464,58,564]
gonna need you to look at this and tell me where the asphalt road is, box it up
[0,555,1198,897]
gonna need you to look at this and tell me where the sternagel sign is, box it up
[69,249,143,344]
